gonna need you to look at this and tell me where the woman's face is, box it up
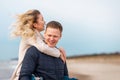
[33,14,45,32]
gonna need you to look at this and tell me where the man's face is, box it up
[44,27,61,47]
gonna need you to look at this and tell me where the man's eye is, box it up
[48,35,51,37]
[54,36,58,38]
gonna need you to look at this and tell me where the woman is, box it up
[10,9,66,80]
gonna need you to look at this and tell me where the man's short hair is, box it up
[46,21,63,33]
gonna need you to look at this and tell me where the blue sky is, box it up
[0,0,120,60]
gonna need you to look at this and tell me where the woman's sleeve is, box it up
[26,36,61,58]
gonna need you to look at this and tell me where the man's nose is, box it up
[50,37,54,40]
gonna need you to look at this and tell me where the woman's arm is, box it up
[59,47,66,63]
[26,36,61,58]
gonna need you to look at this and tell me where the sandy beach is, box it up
[67,54,120,80]
[0,54,120,80]
[0,60,17,80]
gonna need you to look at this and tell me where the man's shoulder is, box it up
[28,46,37,50]
[27,46,38,52]
[26,46,42,56]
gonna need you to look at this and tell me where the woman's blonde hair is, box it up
[10,9,41,38]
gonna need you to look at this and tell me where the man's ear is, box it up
[60,33,62,38]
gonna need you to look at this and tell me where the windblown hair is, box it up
[10,9,41,38]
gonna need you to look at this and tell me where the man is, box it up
[19,21,69,80]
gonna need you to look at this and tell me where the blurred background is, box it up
[0,0,120,60]
[0,0,120,80]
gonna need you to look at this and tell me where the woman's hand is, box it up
[59,47,66,63]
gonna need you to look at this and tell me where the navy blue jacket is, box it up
[19,46,68,80]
